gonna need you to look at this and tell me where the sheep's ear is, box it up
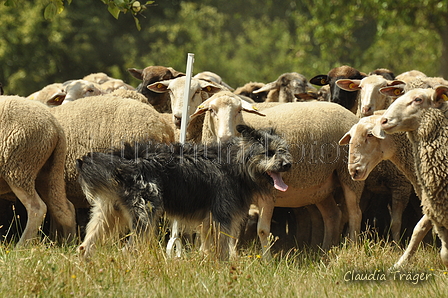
[252,81,277,93]
[47,93,66,106]
[128,68,143,80]
[432,85,448,108]
[147,81,170,93]
[371,124,386,139]
[387,80,405,87]
[167,67,185,78]
[190,102,210,119]
[379,85,405,97]
[309,75,329,86]
[338,131,351,145]
[294,91,318,101]
[241,100,265,116]
[199,81,222,94]
[336,79,361,91]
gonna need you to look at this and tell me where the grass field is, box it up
[1,232,447,298]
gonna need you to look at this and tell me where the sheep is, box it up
[189,91,265,144]
[252,72,318,103]
[369,68,396,80]
[100,79,135,93]
[49,95,175,209]
[109,88,149,104]
[338,112,432,267]
[310,65,366,113]
[147,76,223,128]
[194,71,234,91]
[0,96,76,245]
[234,82,268,103]
[27,83,66,106]
[379,86,448,267]
[395,70,427,84]
[241,102,364,257]
[62,79,103,103]
[128,66,185,113]
[338,114,417,242]
[83,72,113,84]
[335,75,405,117]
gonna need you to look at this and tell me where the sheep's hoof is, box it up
[166,237,182,258]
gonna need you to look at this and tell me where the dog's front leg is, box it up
[255,196,275,259]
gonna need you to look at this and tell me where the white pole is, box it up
[167,53,194,258]
[179,53,195,144]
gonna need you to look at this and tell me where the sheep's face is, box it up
[380,88,436,134]
[339,115,393,181]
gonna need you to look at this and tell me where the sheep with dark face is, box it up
[310,65,365,113]
[234,82,269,103]
[128,66,185,112]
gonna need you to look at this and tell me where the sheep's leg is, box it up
[35,177,76,243]
[305,205,324,248]
[393,215,432,269]
[434,224,448,267]
[389,190,409,243]
[316,194,342,249]
[256,197,275,259]
[340,183,362,242]
[9,184,47,246]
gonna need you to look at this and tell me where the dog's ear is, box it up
[236,125,255,137]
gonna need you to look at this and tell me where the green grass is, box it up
[0,234,447,298]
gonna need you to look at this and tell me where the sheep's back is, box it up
[51,95,174,207]
[243,101,360,192]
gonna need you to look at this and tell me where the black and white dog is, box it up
[76,125,292,259]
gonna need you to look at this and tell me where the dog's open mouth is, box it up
[267,171,288,192]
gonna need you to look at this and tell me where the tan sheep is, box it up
[0,96,76,245]
[50,95,175,209]
[242,102,365,257]
[379,86,448,267]
[27,83,66,106]
[339,114,417,242]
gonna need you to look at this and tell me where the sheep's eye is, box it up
[87,89,94,93]
[414,97,423,103]
[366,132,373,138]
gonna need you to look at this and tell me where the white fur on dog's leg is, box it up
[167,220,182,258]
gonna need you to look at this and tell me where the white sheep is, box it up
[0,96,76,245]
[339,114,417,242]
[253,72,318,103]
[83,72,114,84]
[49,95,175,209]
[335,75,405,117]
[147,76,223,128]
[338,112,432,268]
[379,86,448,267]
[100,79,135,93]
[128,65,185,113]
[61,79,103,103]
[194,71,234,91]
[189,91,265,144]
[242,102,365,257]
[27,83,66,106]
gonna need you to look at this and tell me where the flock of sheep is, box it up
[1,64,448,267]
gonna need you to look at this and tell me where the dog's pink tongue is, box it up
[267,171,288,192]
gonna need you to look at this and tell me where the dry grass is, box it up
[1,231,448,297]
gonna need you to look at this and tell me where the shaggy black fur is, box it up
[76,125,292,259]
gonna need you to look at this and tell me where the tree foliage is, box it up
[0,0,446,96]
